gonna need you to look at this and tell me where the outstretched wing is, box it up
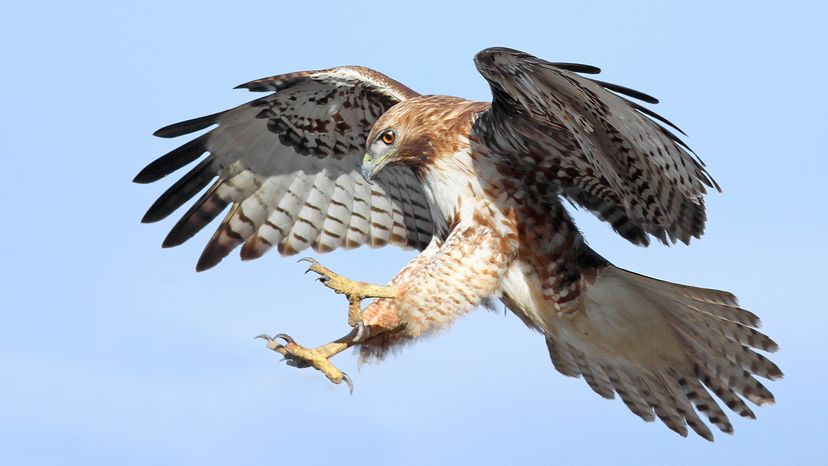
[474,47,719,246]
[136,66,434,271]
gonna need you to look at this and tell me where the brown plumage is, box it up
[137,47,781,441]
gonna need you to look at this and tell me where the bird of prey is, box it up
[136,47,781,440]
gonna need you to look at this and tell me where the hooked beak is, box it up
[361,152,390,184]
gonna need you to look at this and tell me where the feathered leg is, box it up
[258,226,511,390]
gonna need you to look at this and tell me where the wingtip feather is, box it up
[552,62,602,75]
[154,112,221,138]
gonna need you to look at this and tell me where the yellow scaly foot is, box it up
[256,333,354,393]
[298,257,395,335]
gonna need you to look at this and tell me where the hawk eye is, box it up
[381,130,395,145]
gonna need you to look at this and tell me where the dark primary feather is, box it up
[141,156,215,223]
[626,99,687,136]
[589,78,659,104]
[548,62,601,74]
[162,180,229,248]
[133,133,209,184]
[153,112,222,138]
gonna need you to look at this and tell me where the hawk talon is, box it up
[298,258,395,334]
[258,331,353,392]
[300,257,395,301]
[258,260,384,392]
[341,372,354,395]
[273,333,295,344]
[299,257,321,276]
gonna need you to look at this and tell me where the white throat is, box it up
[419,143,481,239]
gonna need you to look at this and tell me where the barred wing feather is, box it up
[135,66,434,271]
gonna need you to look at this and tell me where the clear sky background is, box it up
[2,1,826,465]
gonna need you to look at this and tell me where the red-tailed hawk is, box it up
[136,47,781,441]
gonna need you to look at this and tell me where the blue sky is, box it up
[2,1,826,464]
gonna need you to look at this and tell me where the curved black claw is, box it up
[255,333,274,342]
[298,257,320,274]
[274,333,295,344]
[341,372,354,395]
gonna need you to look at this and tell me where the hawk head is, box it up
[361,125,403,183]
[361,96,480,182]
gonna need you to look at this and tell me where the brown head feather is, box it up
[368,96,490,171]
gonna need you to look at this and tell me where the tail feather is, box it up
[677,304,778,352]
[670,313,775,406]
[660,373,714,441]
[638,376,688,437]
[672,371,734,433]
[571,348,615,399]
[583,358,616,400]
[670,315,782,381]
[630,273,761,327]
[545,337,581,377]
[605,366,655,422]
[695,362,757,419]
[538,264,781,441]
[702,357,775,406]
[618,267,779,406]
